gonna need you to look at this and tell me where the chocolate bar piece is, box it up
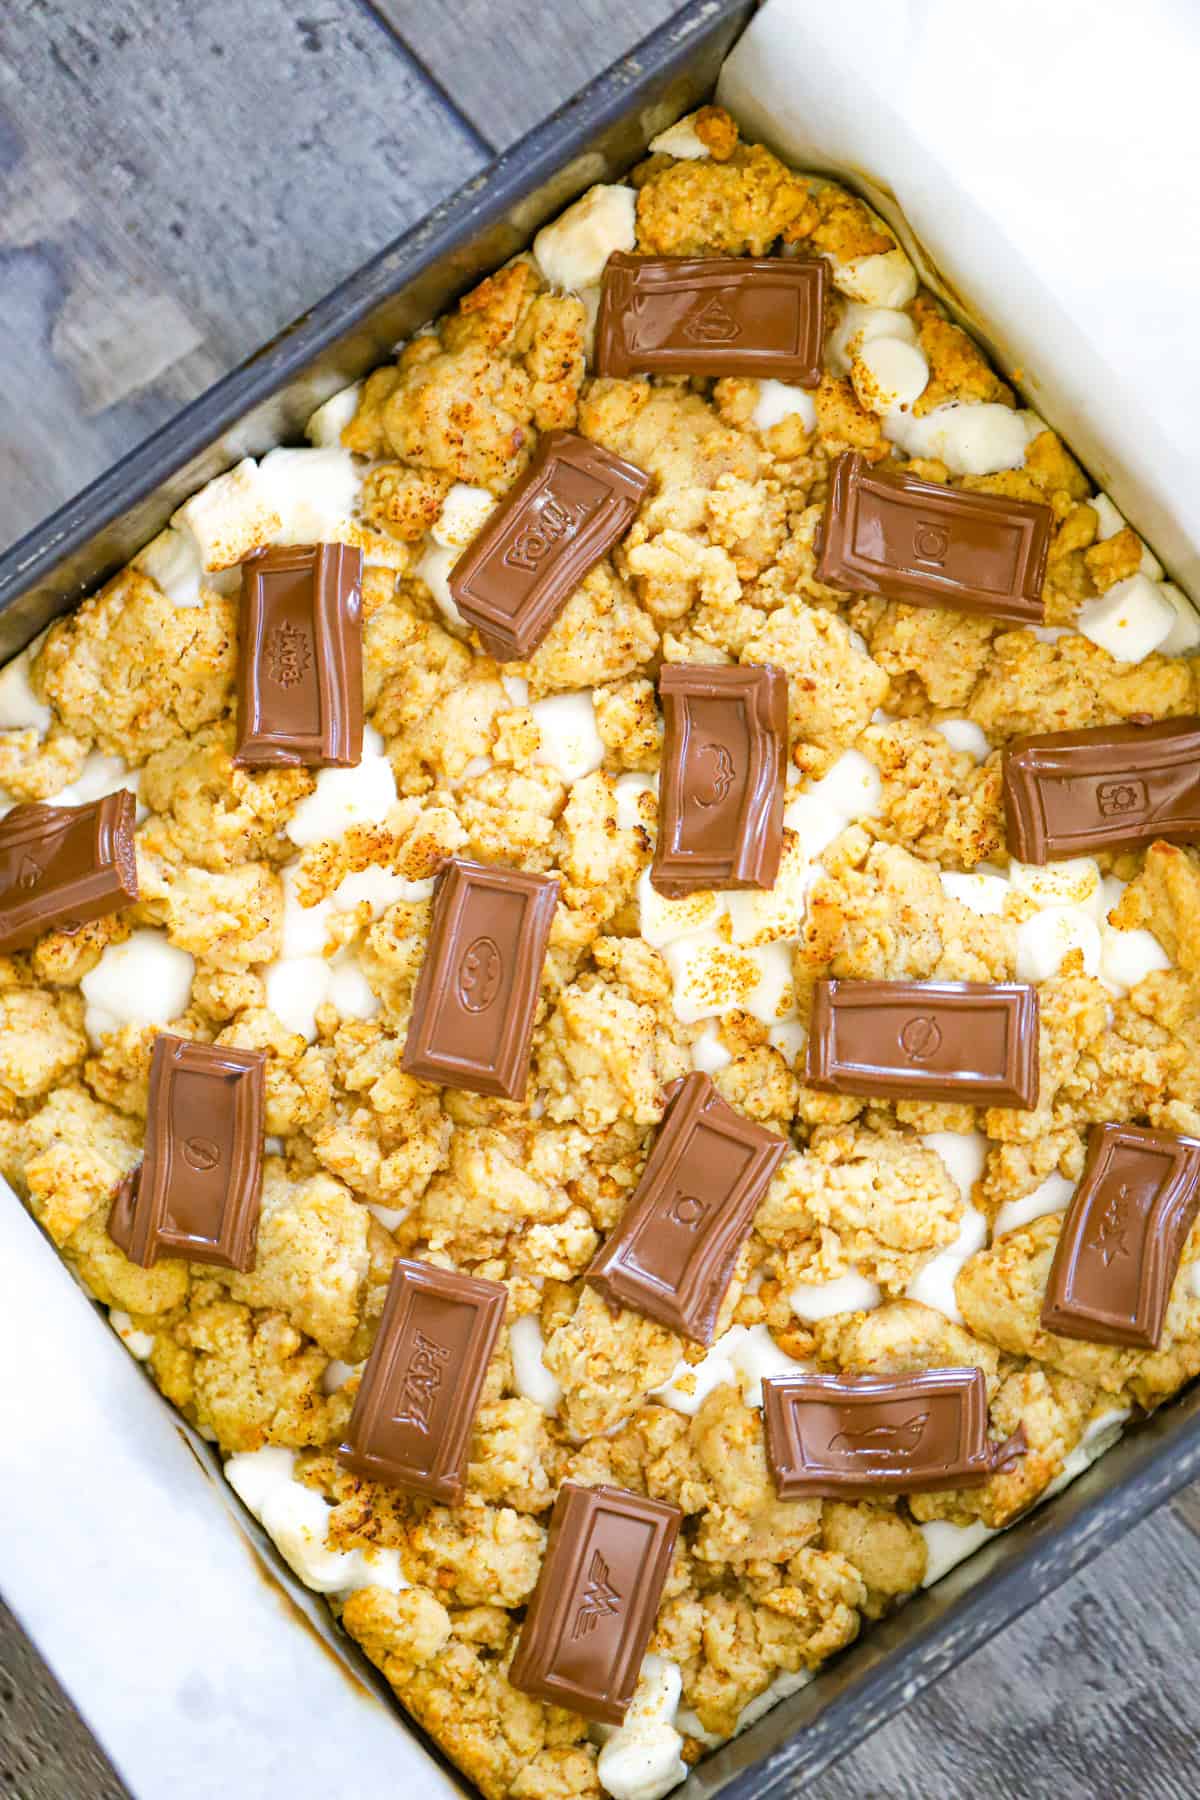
[339,1258,507,1502]
[449,431,649,661]
[109,1035,266,1270]
[1003,717,1200,863]
[807,979,1039,1108]
[401,858,559,1100]
[595,253,827,386]
[587,1072,788,1343]
[762,1369,1025,1499]
[1041,1122,1200,1349]
[651,663,787,896]
[815,451,1052,623]
[0,791,138,952]
[508,1483,681,1724]
[235,541,363,768]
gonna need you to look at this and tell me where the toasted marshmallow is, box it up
[851,336,929,415]
[886,401,1030,477]
[1076,573,1175,664]
[432,483,497,551]
[532,690,605,785]
[258,447,359,545]
[414,540,465,628]
[1100,924,1170,994]
[532,184,636,291]
[826,302,917,377]
[509,1314,563,1413]
[81,930,195,1047]
[828,245,917,309]
[1015,906,1102,982]
[648,112,710,160]
[285,726,396,848]
[0,639,52,731]
[135,526,205,607]
[305,383,362,448]
[725,831,814,946]
[171,457,281,572]
[1010,856,1104,919]
[638,866,724,949]
[596,1655,686,1800]
[940,870,1010,916]
[752,379,817,433]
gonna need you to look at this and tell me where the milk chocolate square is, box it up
[762,1369,1024,1499]
[401,858,559,1100]
[109,1035,266,1270]
[815,452,1052,623]
[508,1483,681,1725]
[587,1072,788,1343]
[1041,1123,1200,1349]
[448,432,649,661]
[339,1258,507,1503]
[1004,718,1200,863]
[806,978,1039,1109]
[595,253,827,385]
[651,663,787,896]
[235,541,363,768]
[0,791,138,952]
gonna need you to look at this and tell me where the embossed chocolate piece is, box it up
[449,431,649,661]
[339,1257,506,1502]
[651,663,787,896]
[1003,717,1200,863]
[595,253,827,385]
[807,979,1039,1108]
[814,451,1052,623]
[762,1369,1026,1499]
[1041,1123,1200,1349]
[509,1482,682,1724]
[109,1035,266,1270]
[0,791,138,952]
[587,1072,788,1343]
[401,858,559,1100]
[235,541,363,768]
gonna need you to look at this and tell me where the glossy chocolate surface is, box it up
[508,1482,681,1724]
[806,978,1039,1108]
[1003,717,1200,863]
[235,540,363,768]
[587,1072,789,1344]
[595,253,826,385]
[0,790,138,951]
[449,431,649,661]
[652,662,787,896]
[815,451,1052,622]
[339,1257,507,1502]
[762,1369,1025,1499]
[401,857,559,1100]
[109,1034,266,1270]
[1042,1123,1200,1349]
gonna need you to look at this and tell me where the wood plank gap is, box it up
[351,0,500,156]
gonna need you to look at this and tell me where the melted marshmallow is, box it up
[596,1655,686,1800]
[226,1447,405,1596]
[752,379,816,433]
[886,401,1033,477]
[509,1314,563,1414]
[432,483,496,550]
[285,726,396,848]
[257,446,359,545]
[935,718,990,760]
[532,185,636,290]
[305,383,362,448]
[0,638,51,732]
[1076,573,1175,664]
[790,1269,881,1321]
[993,1171,1076,1237]
[826,303,917,377]
[109,1308,155,1360]
[532,691,605,784]
[80,930,195,1047]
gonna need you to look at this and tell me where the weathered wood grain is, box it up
[0,1598,126,1800]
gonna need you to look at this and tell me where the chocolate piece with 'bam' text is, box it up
[449,431,649,661]
[0,790,138,952]
[339,1258,507,1503]
[235,540,363,768]
[509,1482,682,1724]
[1041,1122,1200,1349]
[1004,717,1200,864]
[587,1072,788,1343]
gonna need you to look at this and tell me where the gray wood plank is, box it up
[0,1598,127,1800]
[371,0,682,150]
[0,0,486,548]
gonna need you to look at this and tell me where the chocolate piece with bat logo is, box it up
[0,790,138,951]
[587,1072,788,1343]
[1041,1122,1200,1349]
[235,541,363,768]
[595,253,827,386]
[814,451,1052,622]
[448,431,649,660]
[509,1482,681,1724]
[652,663,787,896]
[108,1035,266,1271]
[1003,717,1200,863]
[762,1369,1026,1499]
[401,858,559,1100]
[339,1258,506,1502]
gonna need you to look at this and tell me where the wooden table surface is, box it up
[0,3,1197,1796]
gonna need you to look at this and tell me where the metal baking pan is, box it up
[4,0,1200,1791]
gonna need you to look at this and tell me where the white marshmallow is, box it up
[790,1269,881,1321]
[921,1130,988,1201]
[1076,573,1175,664]
[826,303,917,377]
[648,113,710,159]
[905,1200,988,1323]
[1100,924,1170,994]
[652,1330,743,1417]
[1015,906,1101,982]
[532,691,605,784]
[940,869,1010,916]
[265,951,378,1043]
[1090,491,1163,580]
[993,1171,1076,1237]
[729,1322,811,1408]
[664,934,794,1026]
[108,1308,155,1360]
[285,726,396,847]
[305,383,362,448]
[725,830,814,946]
[920,1517,998,1586]
[803,748,882,825]
[615,771,656,832]
[752,379,816,433]
[368,1203,408,1234]
[768,1018,807,1063]
[134,526,205,607]
[431,483,497,551]
[321,1359,359,1395]
[171,457,280,571]
[828,245,917,309]
[257,447,360,545]
[532,184,636,291]
[886,401,1030,477]
[690,1021,732,1074]
[81,929,195,1047]
[596,1656,686,1800]
[1157,582,1200,656]
[935,718,990,761]
[508,1314,563,1414]
[851,337,929,415]
[1043,1406,1131,1498]
[225,1447,405,1596]
[326,957,380,1021]
[50,752,140,813]
[414,540,465,628]
[1010,856,1104,919]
